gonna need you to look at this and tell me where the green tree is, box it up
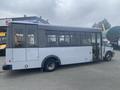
[92,19,111,31]
[106,26,120,42]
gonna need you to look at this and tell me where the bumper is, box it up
[2,65,12,70]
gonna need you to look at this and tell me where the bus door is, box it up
[96,33,102,60]
[92,33,102,61]
[26,25,39,61]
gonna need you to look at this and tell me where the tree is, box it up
[92,19,111,31]
[106,26,120,42]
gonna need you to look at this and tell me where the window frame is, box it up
[26,25,38,48]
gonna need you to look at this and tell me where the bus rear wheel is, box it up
[104,52,112,61]
[43,59,57,72]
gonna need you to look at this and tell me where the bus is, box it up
[0,19,11,56]
[3,22,114,72]
[0,31,6,56]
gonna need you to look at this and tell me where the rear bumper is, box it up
[2,65,12,70]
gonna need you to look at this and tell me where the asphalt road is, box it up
[0,51,120,90]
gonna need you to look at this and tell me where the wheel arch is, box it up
[41,55,61,68]
[104,50,113,59]
[105,50,113,56]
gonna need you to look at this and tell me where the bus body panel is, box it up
[6,48,12,65]
[6,48,41,70]
[5,46,92,70]
[12,61,41,70]
[13,48,26,62]
[39,46,92,65]
[26,48,39,61]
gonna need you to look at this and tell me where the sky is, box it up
[0,0,120,27]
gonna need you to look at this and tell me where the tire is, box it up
[43,59,57,72]
[104,52,112,61]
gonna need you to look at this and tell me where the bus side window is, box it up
[26,25,38,48]
[91,33,96,44]
[27,32,38,47]
[47,35,57,46]
[70,33,78,46]
[59,35,70,46]
[27,34,35,47]
[15,33,24,48]
[85,33,92,45]
[65,35,70,44]
[81,32,87,45]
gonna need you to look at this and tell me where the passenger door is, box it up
[96,33,102,60]
[26,25,39,61]
[92,33,102,61]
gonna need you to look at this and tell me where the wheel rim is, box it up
[107,54,112,61]
[47,62,55,70]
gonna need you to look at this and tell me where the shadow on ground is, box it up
[3,60,113,78]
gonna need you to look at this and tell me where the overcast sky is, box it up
[0,0,120,27]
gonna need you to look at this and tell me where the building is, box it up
[0,16,49,55]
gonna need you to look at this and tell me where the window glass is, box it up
[2,37,6,43]
[26,25,38,48]
[27,32,37,47]
[47,35,57,46]
[81,32,92,45]
[27,34,35,46]
[15,33,24,48]
[71,34,76,45]
[65,35,70,44]
[85,33,92,45]
[97,33,101,44]
[59,35,64,42]
[0,36,6,44]
[0,32,6,44]
[91,33,96,44]
[70,33,81,46]
[59,35,70,46]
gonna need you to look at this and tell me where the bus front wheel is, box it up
[43,59,57,72]
[104,52,112,61]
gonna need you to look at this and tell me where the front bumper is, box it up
[2,65,12,70]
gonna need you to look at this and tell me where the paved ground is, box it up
[0,56,4,72]
[0,51,120,90]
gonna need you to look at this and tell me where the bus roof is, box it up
[38,24,101,32]
[11,21,101,33]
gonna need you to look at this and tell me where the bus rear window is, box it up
[15,33,24,48]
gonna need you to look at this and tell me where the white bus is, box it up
[3,22,114,72]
